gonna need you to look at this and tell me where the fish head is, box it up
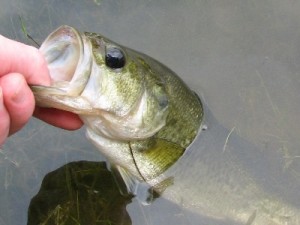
[33,26,203,191]
[33,25,169,141]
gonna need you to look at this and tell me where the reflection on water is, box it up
[1,0,300,224]
[28,161,132,225]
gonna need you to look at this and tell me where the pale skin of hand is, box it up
[0,35,83,145]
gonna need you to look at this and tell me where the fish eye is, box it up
[105,46,126,69]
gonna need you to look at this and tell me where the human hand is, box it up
[0,35,83,145]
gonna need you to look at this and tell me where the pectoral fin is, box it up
[111,163,174,204]
[130,138,185,181]
[110,164,137,197]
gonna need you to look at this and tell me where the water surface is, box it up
[1,0,300,224]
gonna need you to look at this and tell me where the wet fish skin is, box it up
[31,25,203,184]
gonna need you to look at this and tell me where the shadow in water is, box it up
[27,161,133,225]
[25,160,248,225]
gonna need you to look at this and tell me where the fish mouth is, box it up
[40,25,83,84]
[31,25,94,113]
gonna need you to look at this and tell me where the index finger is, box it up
[0,35,50,85]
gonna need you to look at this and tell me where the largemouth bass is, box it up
[32,26,300,225]
[32,25,203,188]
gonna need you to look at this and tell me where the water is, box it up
[1,0,300,224]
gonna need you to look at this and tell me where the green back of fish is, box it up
[126,50,203,182]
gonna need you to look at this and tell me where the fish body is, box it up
[32,26,300,225]
[32,25,203,185]
[160,107,300,225]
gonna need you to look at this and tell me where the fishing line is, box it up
[129,142,155,202]
[128,142,147,182]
